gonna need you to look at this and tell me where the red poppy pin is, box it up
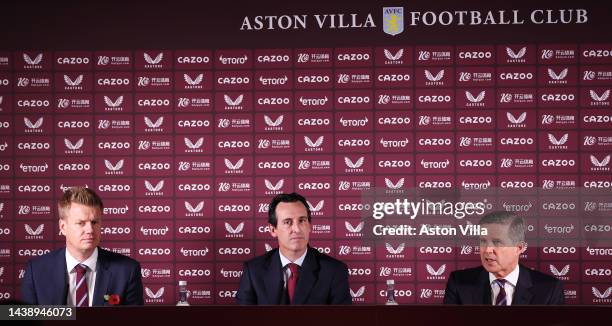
[104,294,121,305]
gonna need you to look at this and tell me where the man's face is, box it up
[479,223,524,278]
[59,203,101,259]
[269,201,311,258]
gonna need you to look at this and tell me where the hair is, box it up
[478,210,526,244]
[58,187,104,219]
[268,193,311,227]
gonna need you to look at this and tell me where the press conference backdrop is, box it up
[0,0,611,305]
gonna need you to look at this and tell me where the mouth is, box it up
[484,257,497,263]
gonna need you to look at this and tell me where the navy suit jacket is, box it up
[236,247,351,305]
[21,247,144,305]
[443,265,564,305]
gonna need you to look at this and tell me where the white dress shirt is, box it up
[489,264,520,306]
[279,250,307,288]
[66,248,98,307]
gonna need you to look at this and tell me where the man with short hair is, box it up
[21,187,143,306]
[443,211,564,305]
[236,193,351,304]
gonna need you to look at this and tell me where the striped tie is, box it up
[494,279,507,306]
[75,264,89,307]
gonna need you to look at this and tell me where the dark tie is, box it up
[75,264,89,307]
[494,279,507,306]
[287,263,299,304]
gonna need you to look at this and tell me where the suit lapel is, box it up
[513,265,534,305]
[92,248,111,306]
[52,248,69,305]
[473,267,492,305]
[293,248,319,304]
[262,249,283,304]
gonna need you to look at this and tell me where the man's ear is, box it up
[518,241,527,254]
[58,218,66,236]
[268,224,278,238]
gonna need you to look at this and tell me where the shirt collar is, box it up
[65,247,98,273]
[279,249,307,268]
[489,263,520,287]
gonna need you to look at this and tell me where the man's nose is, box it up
[84,222,93,232]
[291,222,300,232]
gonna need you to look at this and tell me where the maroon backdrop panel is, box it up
[0,0,611,305]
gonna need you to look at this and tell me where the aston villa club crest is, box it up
[383,7,404,36]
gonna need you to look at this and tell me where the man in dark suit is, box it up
[21,187,143,306]
[444,211,564,305]
[236,193,351,305]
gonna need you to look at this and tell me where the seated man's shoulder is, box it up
[244,248,277,267]
[449,265,484,281]
[28,247,64,266]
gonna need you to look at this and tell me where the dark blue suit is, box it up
[443,265,564,305]
[21,247,143,305]
[236,247,351,305]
